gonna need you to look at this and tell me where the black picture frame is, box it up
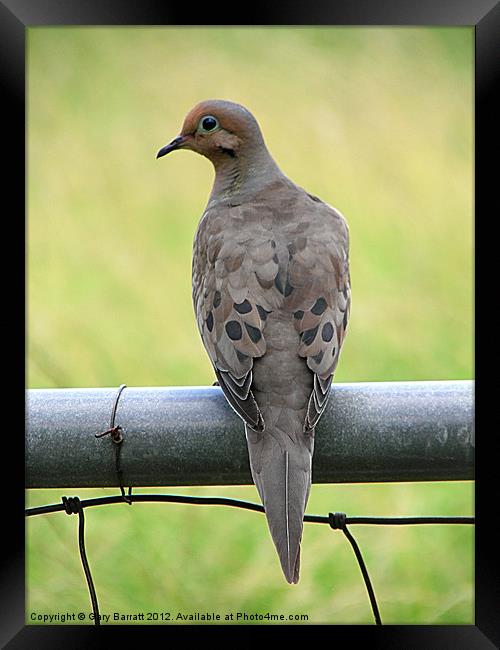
[2,0,495,647]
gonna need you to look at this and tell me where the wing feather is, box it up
[193,207,283,429]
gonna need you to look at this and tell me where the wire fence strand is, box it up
[25,492,475,626]
[60,496,100,626]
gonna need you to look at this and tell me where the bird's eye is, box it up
[199,115,219,132]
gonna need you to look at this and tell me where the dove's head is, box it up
[157,99,266,165]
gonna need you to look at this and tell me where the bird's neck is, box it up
[208,145,283,206]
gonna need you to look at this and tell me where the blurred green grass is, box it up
[27,26,473,624]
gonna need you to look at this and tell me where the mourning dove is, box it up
[157,100,351,584]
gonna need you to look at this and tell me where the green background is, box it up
[27,27,474,624]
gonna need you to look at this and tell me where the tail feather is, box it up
[246,425,313,584]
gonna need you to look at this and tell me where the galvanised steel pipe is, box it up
[25,381,474,488]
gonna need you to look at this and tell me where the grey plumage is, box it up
[157,99,351,583]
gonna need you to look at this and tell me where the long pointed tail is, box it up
[246,425,313,584]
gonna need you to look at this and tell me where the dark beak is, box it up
[156,135,186,159]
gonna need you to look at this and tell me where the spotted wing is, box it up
[192,205,285,431]
[285,200,351,432]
